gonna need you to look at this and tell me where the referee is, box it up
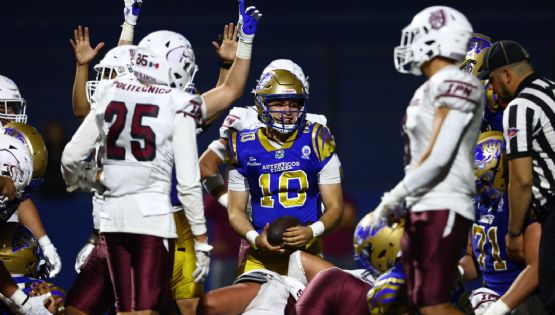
[478,40,555,313]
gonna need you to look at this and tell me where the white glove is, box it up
[39,236,62,278]
[9,289,52,315]
[371,192,404,228]
[483,299,511,315]
[123,0,142,26]
[192,239,213,283]
[74,242,95,273]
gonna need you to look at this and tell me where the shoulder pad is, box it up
[305,113,328,126]
[310,123,336,162]
[220,107,248,139]
[175,94,205,127]
[432,68,483,112]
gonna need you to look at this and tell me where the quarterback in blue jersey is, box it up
[227,69,343,275]
[458,131,545,315]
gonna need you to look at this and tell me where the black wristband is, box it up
[508,230,523,238]
[221,61,233,69]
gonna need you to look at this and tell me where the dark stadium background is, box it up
[1,0,554,290]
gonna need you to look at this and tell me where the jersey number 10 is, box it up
[258,170,309,208]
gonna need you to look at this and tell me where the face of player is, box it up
[1,101,18,125]
[488,69,514,103]
[267,99,302,125]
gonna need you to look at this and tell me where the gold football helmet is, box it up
[0,222,43,278]
[474,131,506,201]
[460,33,492,76]
[254,69,308,134]
[353,212,404,274]
[3,122,48,180]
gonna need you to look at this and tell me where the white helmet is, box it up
[0,75,27,124]
[260,59,309,93]
[87,45,136,103]
[133,30,198,90]
[0,133,33,201]
[394,6,473,76]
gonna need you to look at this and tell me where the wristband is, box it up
[246,230,259,248]
[38,235,53,247]
[221,60,233,69]
[236,41,252,60]
[508,230,523,238]
[202,173,225,193]
[10,288,28,307]
[457,265,464,278]
[217,193,228,208]
[309,221,325,238]
[120,21,135,42]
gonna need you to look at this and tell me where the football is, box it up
[267,216,302,246]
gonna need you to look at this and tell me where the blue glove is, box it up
[238,0,262,43]
[124,0,143,26]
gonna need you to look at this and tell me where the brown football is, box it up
[267,216,302,246]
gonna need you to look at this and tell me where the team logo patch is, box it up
[506,128,519,139]
[241,132,256,142]
[429,9,446,30]
[256,72,274,90]
[302,145,311,159]
[275,150,284,159]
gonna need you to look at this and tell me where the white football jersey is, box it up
[402,65,484,219]
[219,106,328,140]
[90,77,204,237]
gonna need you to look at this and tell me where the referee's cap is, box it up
[477,40,530,80]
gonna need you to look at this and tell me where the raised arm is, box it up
[118,0,142,46]
[70,26,105,120]
[211,23,239,88]
[201,0,261,121]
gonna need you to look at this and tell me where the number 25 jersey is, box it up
[229,122,337,232]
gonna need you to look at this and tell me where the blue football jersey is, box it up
[229,122,335,232]
[472,194,524,295]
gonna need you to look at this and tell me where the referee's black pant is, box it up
[540,209,555,313]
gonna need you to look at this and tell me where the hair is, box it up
[507,59,534,77]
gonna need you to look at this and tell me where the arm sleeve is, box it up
[173,113,206,236]
[228,168,250,191]
[503,101,537,159]
[318,154,341,184]
[393,109,476,198]
[60,110,101,187]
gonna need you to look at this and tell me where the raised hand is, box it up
[238,0,262,43]
[212,23,239,63]
[124,0,143,26]
[69,26,105,66]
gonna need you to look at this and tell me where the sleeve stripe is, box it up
[443,80,479,89]
[436,93,479,105]
[508,105,519,156]
[526,107,534,152]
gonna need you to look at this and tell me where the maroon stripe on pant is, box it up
[103,232,175,312]
[293,268,371,315]
[66,234,114,314]
[400,210,471,309]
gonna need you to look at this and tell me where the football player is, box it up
[0,223,65,314]
[200,58,325,210]
[61,1,262,312]
[226,68,342,275]
[0,134,51,314]
[373,6,484,315]
[458,136,545,315]
[0,76,61,279]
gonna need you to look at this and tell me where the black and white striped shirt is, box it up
[503,73,555,210]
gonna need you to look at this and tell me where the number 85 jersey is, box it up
[228,122,341,232]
